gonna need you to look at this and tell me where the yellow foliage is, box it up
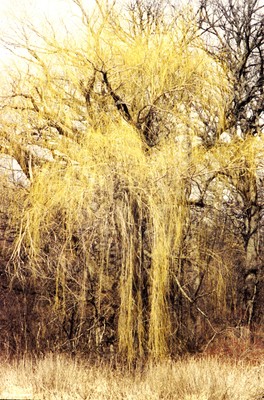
[1,1,246,363]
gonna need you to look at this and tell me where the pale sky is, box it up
[0,0,96,67]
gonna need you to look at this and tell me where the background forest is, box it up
[0,0,263,365]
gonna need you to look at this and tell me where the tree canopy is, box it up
[0,0,263,363]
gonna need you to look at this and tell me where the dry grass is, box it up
[0,354,263,400]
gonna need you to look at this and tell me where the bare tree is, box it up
[126,0,171,35]
[198,0,264,137]
[197,0,264,336]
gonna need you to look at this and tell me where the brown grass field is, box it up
[0,351,263,400]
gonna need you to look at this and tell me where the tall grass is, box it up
[0,354,263,400]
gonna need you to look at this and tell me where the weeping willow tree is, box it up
[1,0,262,362]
